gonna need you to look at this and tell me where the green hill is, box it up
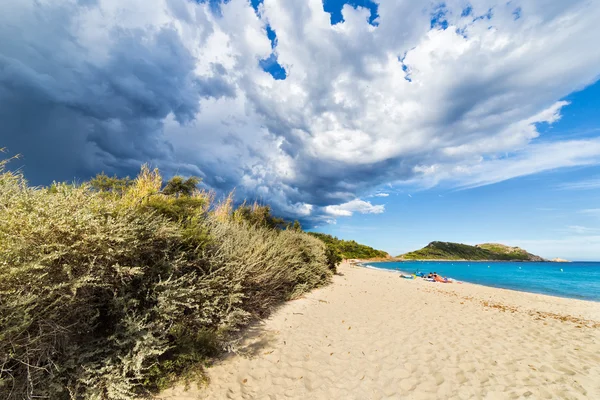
[399,241,545,261]
[309,232,390,260]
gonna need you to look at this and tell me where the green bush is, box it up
[0,161,332,399]
[308,232,389,260]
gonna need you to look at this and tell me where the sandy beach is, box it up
[160,262,600,399]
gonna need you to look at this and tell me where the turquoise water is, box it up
[364,261,600,302]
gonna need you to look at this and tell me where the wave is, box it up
[359,263,408,275]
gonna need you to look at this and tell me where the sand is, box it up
[159,262,600,399]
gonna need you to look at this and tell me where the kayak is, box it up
[400,274,414,279]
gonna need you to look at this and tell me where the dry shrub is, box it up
[212,192,234,222]
[205,218,331,321]
[0,177,188,398]
[0,161,332,399]
[119,165,162,208]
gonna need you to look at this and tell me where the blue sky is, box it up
[2,0,600,259]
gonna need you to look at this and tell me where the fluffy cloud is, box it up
[1,0,600,224]
[323,199,385,217]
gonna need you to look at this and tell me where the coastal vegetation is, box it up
[0,154,335,399]
[308,232,389,260]
[399,241,545,261]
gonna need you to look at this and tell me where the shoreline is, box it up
[357,261,600,304]
[356,260,600,303]
[383,258,561,262]
[160,261,600,399]
[352,258,573,263]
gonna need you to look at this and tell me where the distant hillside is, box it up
[309,232,390,260]
[399,241,545,261]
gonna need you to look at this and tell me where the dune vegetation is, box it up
[0,152,337,399]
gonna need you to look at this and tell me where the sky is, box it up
[1,0,600,260]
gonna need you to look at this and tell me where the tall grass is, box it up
[0,159,334,399]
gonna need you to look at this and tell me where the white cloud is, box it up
[566,225,600,235]
[580,209,600,217]
[558,178,600,190]
[2,0,600,224]
[417,137,600,189]
[323,199,385,217]
[374,193,389,197]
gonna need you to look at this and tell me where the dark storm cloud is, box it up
[279,153,415,207]
[0,3,233,184]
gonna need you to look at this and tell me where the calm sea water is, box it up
[364,261,600,302]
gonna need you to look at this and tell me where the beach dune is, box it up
[160,262,600,399]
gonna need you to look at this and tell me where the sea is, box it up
[362,261,600,302]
